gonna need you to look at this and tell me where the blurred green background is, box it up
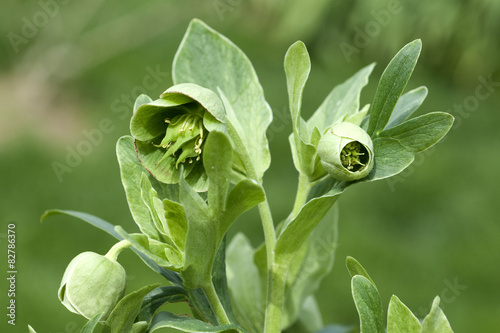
[1,0,499,332]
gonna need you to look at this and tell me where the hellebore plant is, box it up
[38,19,455,333]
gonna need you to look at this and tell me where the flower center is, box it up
[155,110,207,168]
[340,141,369,172]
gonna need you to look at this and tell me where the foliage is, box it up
[37,19,455,333]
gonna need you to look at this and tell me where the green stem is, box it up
[258,200,276,266]
[105,240,131,261]
[291,173,312,218]
[203,280,231,325]
[263,265,287,333]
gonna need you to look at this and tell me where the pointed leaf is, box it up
[41,209,182,284]
[421,297,454,333]
[28,325,37,333]
[149,311,246,333]
[351,275,385,333]
[173,19,272,181]
[80,314,103,333]
[385,86,428,129]
[275,186,344,266]
[222,179,265,234]
[104,284,160,333]
[308,64,375,132]
[346,256,377,290]
[361,137,415,182]
[378,112,454,153]
[368,40,422,136]
[387,295,421,333]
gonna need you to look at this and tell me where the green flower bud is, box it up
[317,122,374,181]
[58,252,126,320]
[130,83,225,189]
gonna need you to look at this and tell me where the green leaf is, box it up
[387,295,421,333]
[368,39,422,136]
[222,179,265,234]
[226,233,264,333]
[163,199,188,253]
[308,63,375,133]
[41,210,183,284]
[345,256,377,290]
[180,178,215,288]
[140,172,168,241]
[173,19,272,181]
[284,41,317,176]
[283,206,339,328]
[275,186,344,267]
[378,112,454,153]
[284,41,311,127]
[137,286,187,322]
[203,131,233,216]
[212,237,235,323]
[361,137,415,182]
[385,86,428,129]
[116,136,163,240]
[115,227,183,270]
[149,311,246,333]
[104,284,160,333]
[351,275,385,333]
[80,314,103,333]
[28,325,38,333]
[421,297,454,333]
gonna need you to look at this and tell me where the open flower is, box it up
[317,122,374,181]
[131,83,225,190]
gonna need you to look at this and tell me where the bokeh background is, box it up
[1,0,499,332]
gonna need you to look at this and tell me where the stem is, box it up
[291,173,312,218]
[203,280,231,325]
[263,265,287,333]
[105,240,131,261]
[258,200,276,266]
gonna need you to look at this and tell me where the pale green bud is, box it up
[58,252,126,320]
[317,122,374,181]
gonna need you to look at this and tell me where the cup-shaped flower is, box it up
[130,83,225,189]
[58,252,126,320]
[317,122,374,181]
